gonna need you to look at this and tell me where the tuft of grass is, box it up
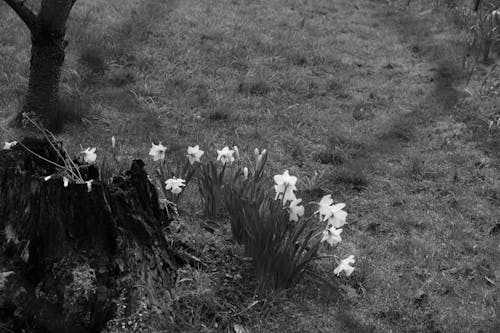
[331,160,369,191]
[381,117,415,144]
[315,150,344,165]
[315,132,367,166]
[407,153,426,180]
[207,106,231,121]
[108,67,137,87]
[238,79,271,96]
[78,44,108,75]
[188,83,211,108]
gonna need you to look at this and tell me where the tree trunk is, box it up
[20,31,65,129]
[7,0,77,130]
[0,138,184,333]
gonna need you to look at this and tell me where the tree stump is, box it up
[0,138,182,332]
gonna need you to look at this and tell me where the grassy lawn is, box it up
[1,0,499,332]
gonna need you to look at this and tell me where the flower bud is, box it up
[256,155,263,171]
[111,136,116,149]
[254,148,260,160]
[243,167,249,180]
[256,149,268,172]
[233,145,240,160]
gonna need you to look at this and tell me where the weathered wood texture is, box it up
[0,138,180,332]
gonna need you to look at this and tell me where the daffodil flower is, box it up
[217,146,235,165]
[63,176,69,187]
[327,208,348,228]
[149,142,167,161]
[3,141,17,150]
[165,177,186,194]
[187,145,204,165]
[243,167,249,180]
[320,226,342,246]
[315,195,346,222]
[288,198,305,222]
[334,255,355,277]
[86,180,93,192]
[44,176,52,181]
[81,147,97,164]
[273,170,297,203]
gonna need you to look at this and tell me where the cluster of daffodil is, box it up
[273,170,355,277]
[148,142,205,198]
[4,136,356,280]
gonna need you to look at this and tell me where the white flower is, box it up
[217,146,235,165]
[44,175,52,181]
[233,145,240,160]
[243,167,249,180]
[165,177,186,194]
[149,142,167,161]
[288,198,305,222]
[187,145,204,165]
[273,170,297,203]
[315,195,346,222]
[254,148,260,159]
[86,180,93,192]
[320,226,342,246]
[63,176,69,187]
[327,209,348,228]
[81,147,97,164]
[334,255,355,277]
[111,136,116,148]
[3,141,17,150]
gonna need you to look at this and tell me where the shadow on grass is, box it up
[370,4,466,154]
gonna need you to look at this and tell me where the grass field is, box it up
[1,0,500,332]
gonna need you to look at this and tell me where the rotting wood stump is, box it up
[0,138,184,333]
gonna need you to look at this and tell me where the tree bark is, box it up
[21,32,66,128]
[5,0,76,130]
[0,138,183,333]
